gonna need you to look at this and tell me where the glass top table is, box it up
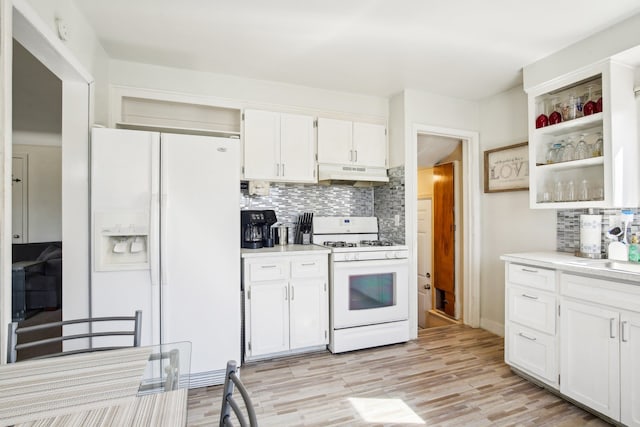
[0,341,192,426]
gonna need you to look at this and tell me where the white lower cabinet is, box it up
[504,263,559,388]
[504,261,640,425]
[560,299,620,420]
[559,272,640,425]
[621,311,640,426]
[244,254,328,360]
[506,323,557,385]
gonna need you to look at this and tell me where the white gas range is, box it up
[312,216,410,353]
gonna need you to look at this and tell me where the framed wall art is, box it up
[484,142,529,193]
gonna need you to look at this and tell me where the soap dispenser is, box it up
[629,233,640,263]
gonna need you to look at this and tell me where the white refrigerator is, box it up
[91,127,240,387]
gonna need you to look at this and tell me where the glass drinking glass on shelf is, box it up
[595,88,603,113]
[583,85,598,116]
[554,180,564,202]
[535,100,549,129]
[561,94,578,121]
[549,98,562,125]
[593,132,603,157]
[562,137,575,162]
[566,180,576,201]
[593,186,604,201]
[541,182,553,202]
[579,179,590,201]
[575,134,589,160]
[574,94,584,118]
[554,141,565,163]
[545,143,555,164]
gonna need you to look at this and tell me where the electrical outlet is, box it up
[394,214,400,226]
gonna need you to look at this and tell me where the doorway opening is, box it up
[407,124,481,336]
[416,135,462,328]
[11,38,63,359]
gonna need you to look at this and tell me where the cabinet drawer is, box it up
[506,323,558,388]
[508,285,556,335]
[247,259,288,282]
[291,257,327,279]
[561,273,640,312]
[508,263,556,292]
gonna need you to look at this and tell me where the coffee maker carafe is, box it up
[240,210,277,249]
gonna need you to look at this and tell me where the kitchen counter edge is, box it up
[241,244,331,258]
[500,251,640,284]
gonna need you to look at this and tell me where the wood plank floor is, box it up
[187,325,611,426]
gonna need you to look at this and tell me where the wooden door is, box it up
[433,163,455,317]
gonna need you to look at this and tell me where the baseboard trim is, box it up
[480,318,504,337]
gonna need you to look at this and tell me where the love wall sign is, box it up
[484,142,529,193]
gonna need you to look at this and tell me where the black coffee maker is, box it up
[241,210,277,249]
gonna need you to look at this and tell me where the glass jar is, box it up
[554,180,564,202]
[566,180,576,201]
[593,132,603,157]
[562,137,575,162]
[579,179,590,201]
[545,143,555,164]
[554,141,565,163]
[575,134,589,160]
[561,94,578,121]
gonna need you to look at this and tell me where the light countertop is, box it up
[501,251,640,283]
[241,244,331,258]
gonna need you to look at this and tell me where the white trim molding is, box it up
[407,124,481,331]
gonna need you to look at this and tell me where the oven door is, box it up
[332,258,408,329]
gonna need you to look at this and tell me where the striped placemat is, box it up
[13,389,188,427]
[0,347,153,426]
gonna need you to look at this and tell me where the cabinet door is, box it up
[289,278,328,349]
[621,311,640,427]
[243,110,280,180]
[246,281,289,357]
[507,285,556,335]
[280,113,316,182]
[317,118,352,164]
[560,299,620,420]
[352,122,386,167]
[506,323,558,387]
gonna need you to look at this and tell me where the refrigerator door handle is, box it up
[149,193,160,287]
[160,193,169,287]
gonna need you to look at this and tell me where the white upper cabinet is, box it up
[526,59,638,209]
[243,109,316,183]
[317,118,387,168]
[353,122,387,167]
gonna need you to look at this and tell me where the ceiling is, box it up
[72,0,640,101]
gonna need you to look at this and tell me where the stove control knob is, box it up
[353,253,360,261]
[395,252,402,259]
[385,252,392,259]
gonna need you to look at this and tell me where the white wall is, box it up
[524,13,640,90]
[12,144,61,242]
[478,86,556,335]
[23,0,109,123]
[108,59,388,122]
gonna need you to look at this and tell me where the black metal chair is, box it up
[219,360,258,427]
[7,310,142,363]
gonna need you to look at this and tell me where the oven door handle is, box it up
[333,259,408,268]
